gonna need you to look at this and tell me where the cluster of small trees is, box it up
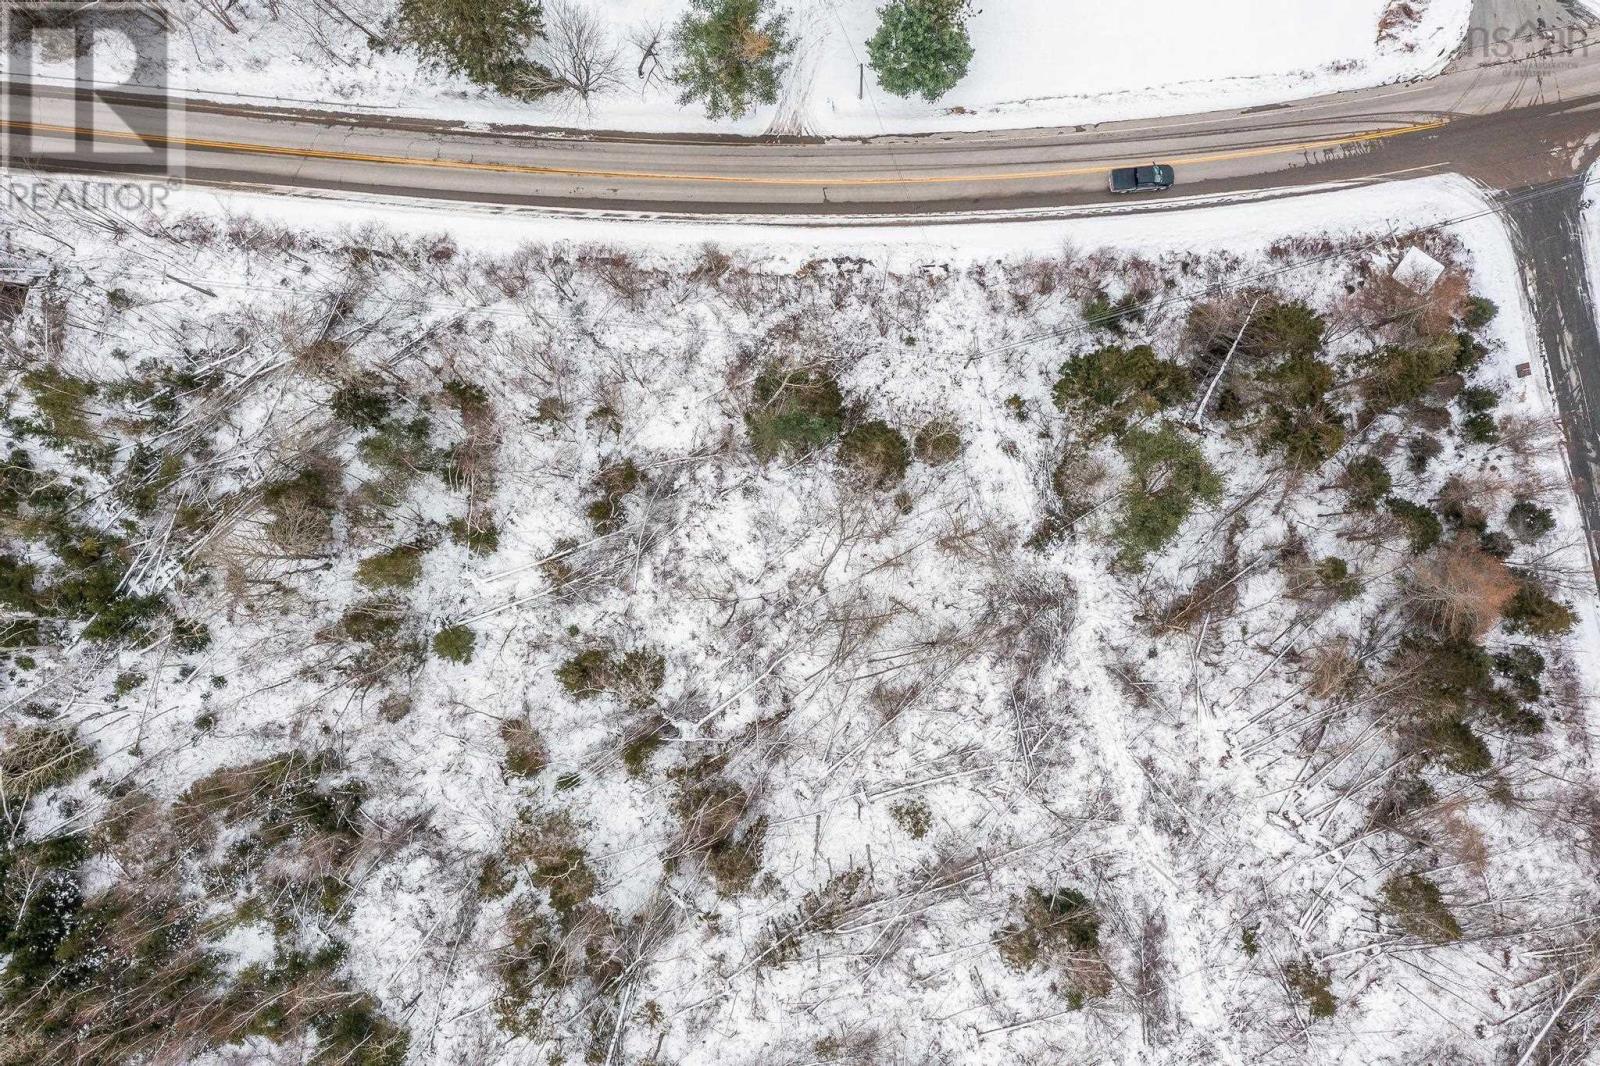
[392,0,982,119]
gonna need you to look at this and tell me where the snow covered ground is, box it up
[5,0,1472,135]
[4,173,1599,1064]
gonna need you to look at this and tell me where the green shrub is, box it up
[0,552,40,612]
[329,381,392,430]
[1315,557,1361,601]
[1479,685,1544,735]
[356,545,425,590]
[586,458,644,533]
[557,648,611,700]
[448,515,500,554]
[1453,332,1489,373]
[1285,958,1337,1019]
[1407,434,1443,474]
[889,797,933,839]
[1503,581,1576,636]
[336,598,408,645]
[1053,344,1191,437]
[1262,403,1345,471]
[1459,295,1498,332]
[357,415,437,479]
[1494,645,1545,701]
[394,0,548,98]
[311,994,410,1066]
[22,367,98,442]
[1111,426,1222,569]
[1458,385,1498,414]
[1422,717,1493,775]
[1364,342,1456,411]
[1506,501,1555,542]
[671,0,792,119]
[866,0,974,102]
[621,723,668,778]
[746,366,844,460]
[1462,412,1499,445]
[432,624,475,663]
[499,720,547,778]
[262,464,341,551]
[704,816,768,895]
[1,723,94,801]
[912,420,963,466]
[443,379,490,417]
[1081,291,1145,334]
[1386,496,1442,554]
[838,420,910,488]
[1382,872,1462,941]
[997,885,1102,972]
[1343,456,1392,511]
[1247,301,1327,360]
[115,443,184,516]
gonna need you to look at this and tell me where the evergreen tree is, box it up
[671,0,792,120]
[395,0,549,99]
[866,0,975,102]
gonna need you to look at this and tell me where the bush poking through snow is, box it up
[1506,500,1556,542]
[670,0,792,120]
[1385,496,1443,554]
[1382,872,1463,942]
[890,797,933,839]
[1285,958,1337,1019]
[500,720,549,777]
[0,722,92,807]
[433,623,476,663]
[912,420,964,466]
[997,887,1110,1003]
[1494,645,1546,702]
[1052,344,1191,439]
[448,515,500,555]
[356,544,426,590]
[1111,425,1222,569]
[1341,455,1392,511]
[262,462,342,553]
[1502,579,1577,637]
[866,0,975,103]
[586,458,644,533]
[838,420,911,488]
[672,761,768,895]
[556,647,666,706]
[1363,341,1458,413]
[1459,295,1499,333]
[746,365,845,460]
[506,810,599,917]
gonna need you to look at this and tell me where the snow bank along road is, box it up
[3,13,1600,215]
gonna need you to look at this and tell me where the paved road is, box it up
[1506,179,1600,584]
[2,9,1600,214]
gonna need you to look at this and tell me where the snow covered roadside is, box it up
[6,171,1599,1065]
[4,0,1471,136]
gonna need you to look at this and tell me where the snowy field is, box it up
[6,0,1472,134]
[3,175,1599,1064]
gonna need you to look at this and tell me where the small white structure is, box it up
[1392,246,1446,293]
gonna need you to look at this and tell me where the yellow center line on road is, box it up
[0,117,1450,187]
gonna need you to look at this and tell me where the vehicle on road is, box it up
[1108,164,1176,194]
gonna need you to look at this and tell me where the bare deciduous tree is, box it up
[531,0,626,103]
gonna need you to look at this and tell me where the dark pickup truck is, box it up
[1108,164,1176,194]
